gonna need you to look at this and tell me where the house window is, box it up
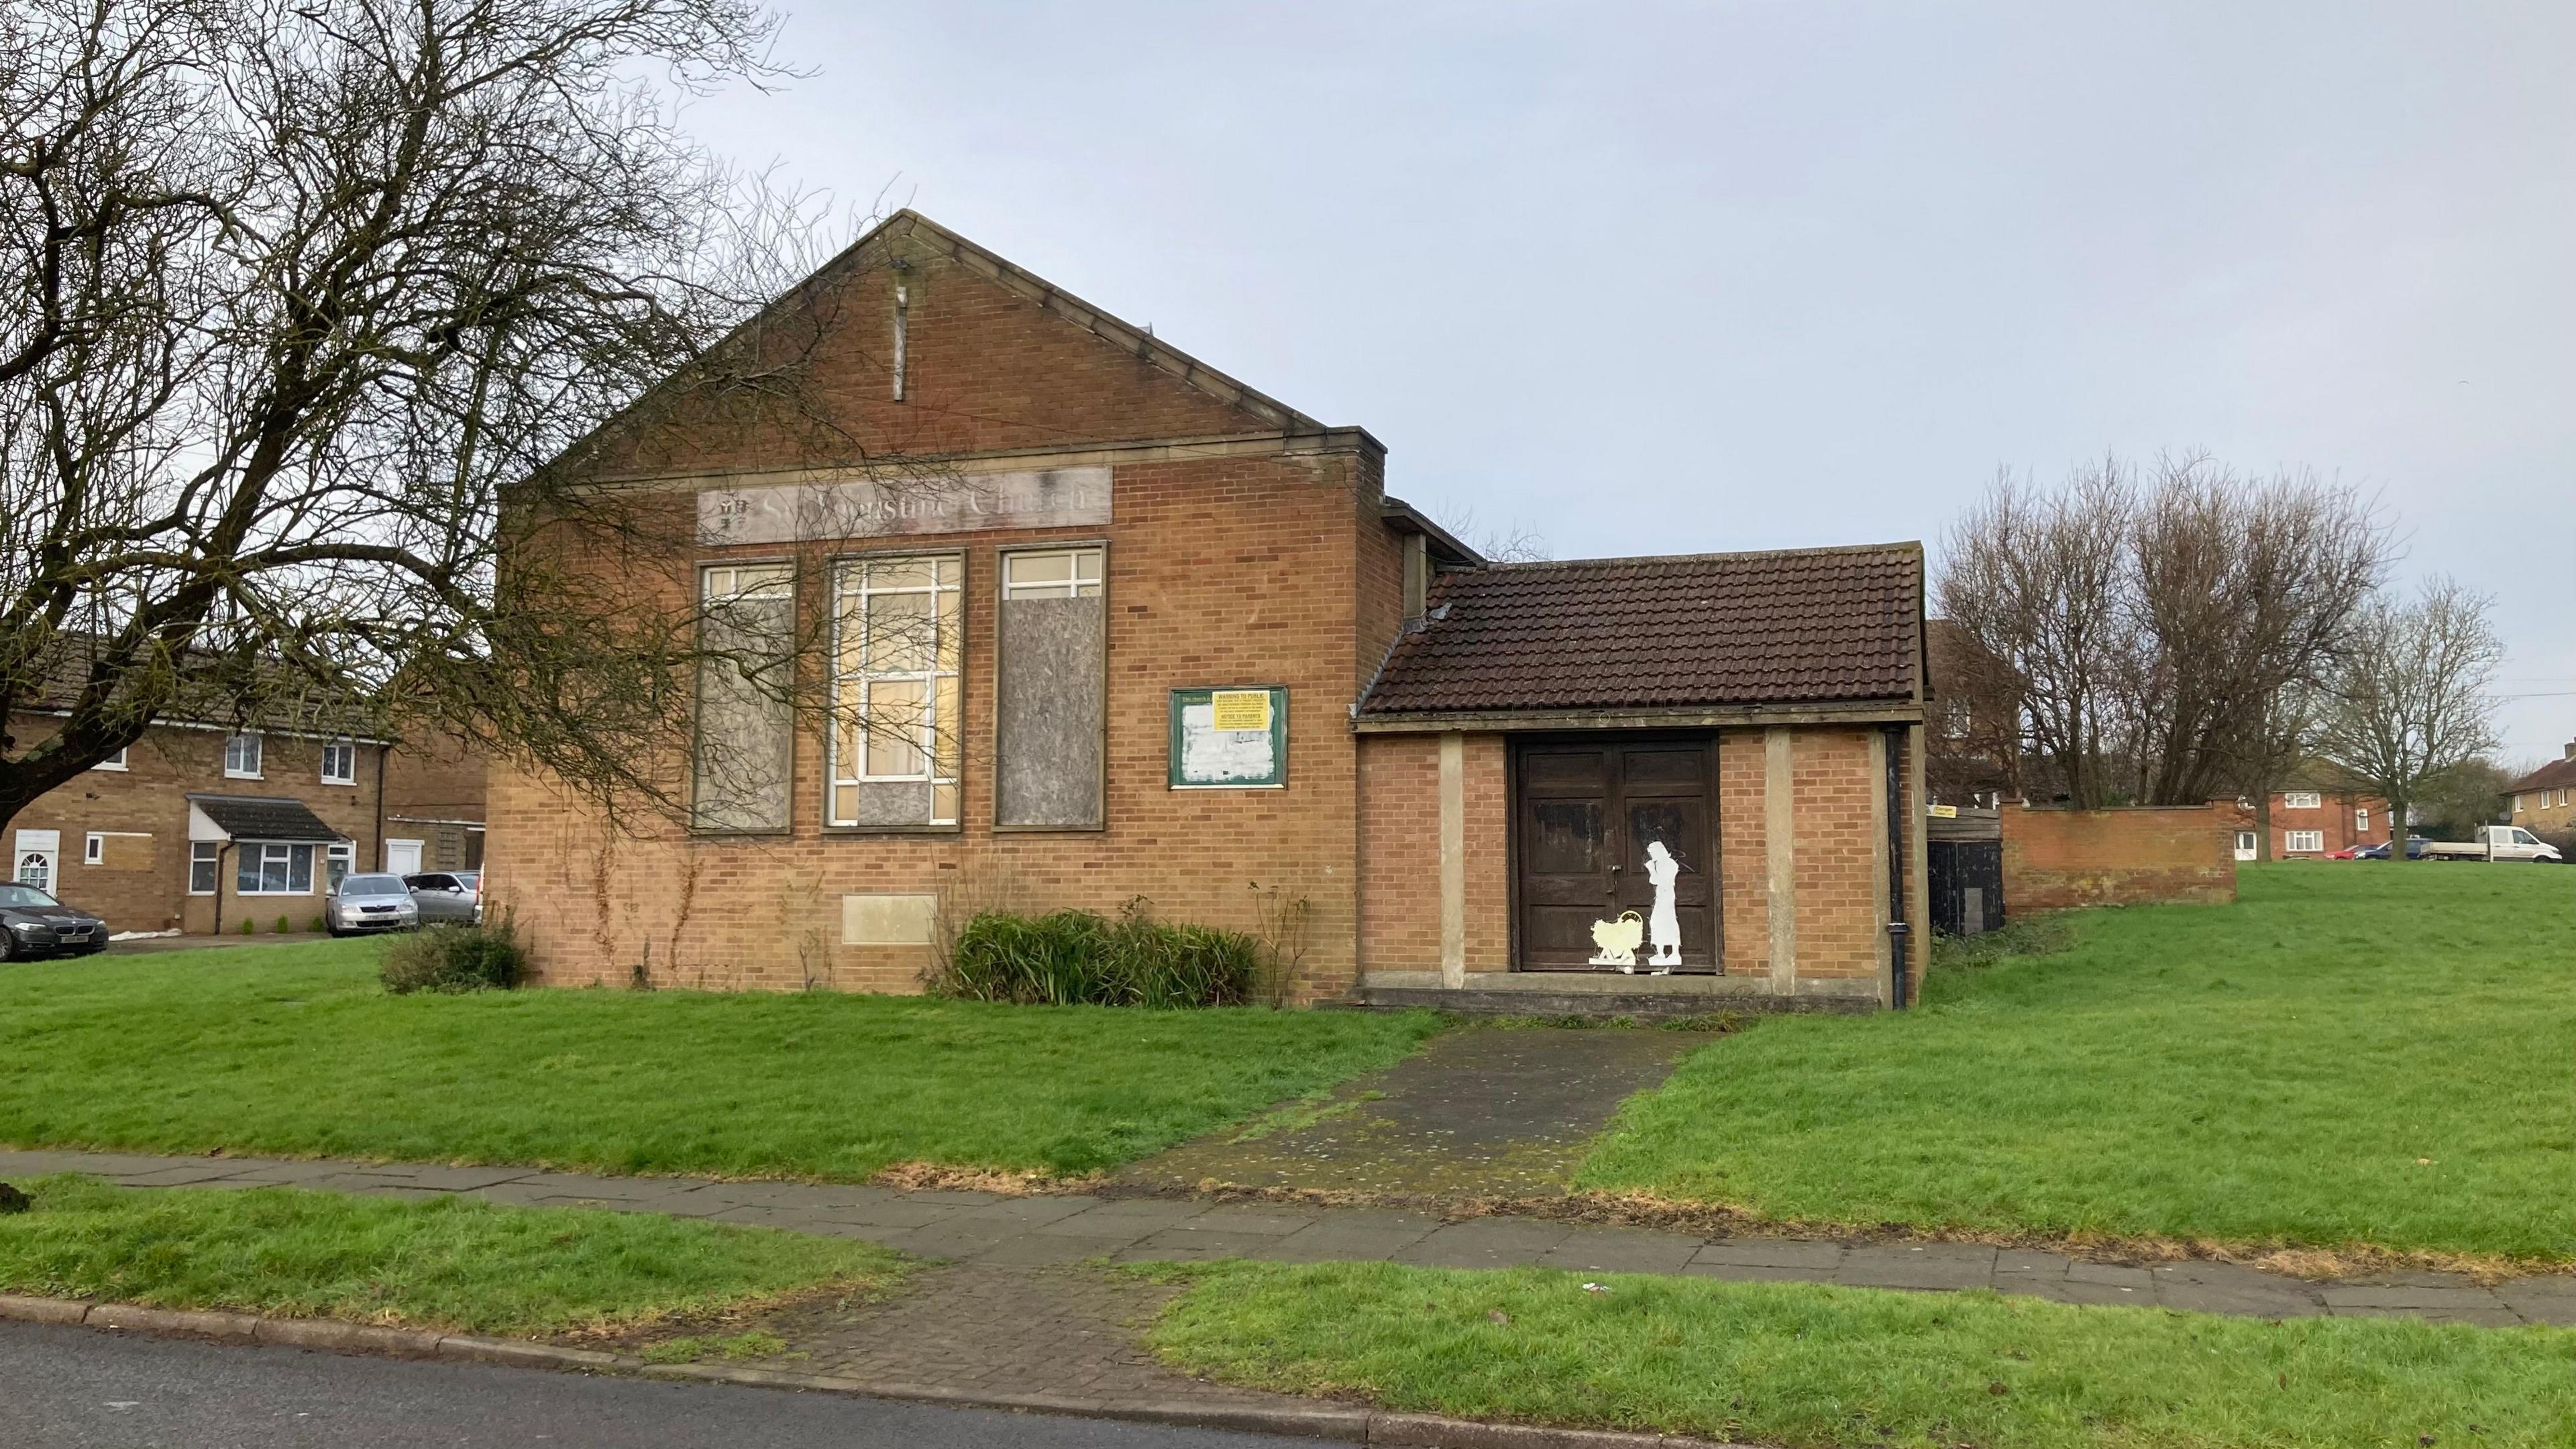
[91,748,128,771]
[2285,830,2324,855]
[692,564,796,834]
[84,833,105,865]
[830,553,962,828]
[235,842,315,895]
[2282,792,2321,811]
[996,547,1108,830]
[325,841,354,892]
[320,739,356,785]
[190,842,219,894]
[223,733,263,779]
[2355,807,2369,833]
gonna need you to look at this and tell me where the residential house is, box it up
[2506,739,2576,844]
[486,211,1933,1011]
[2235,772,2387,860]
[1923,619,2018,807]
[9,693,486,934]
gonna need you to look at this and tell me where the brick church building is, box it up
[488,212,1930,1011]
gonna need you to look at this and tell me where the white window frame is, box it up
[235,841,315,896]
[223,732,263,780]
[2282,791,2322,811]
[325,841,354,892]
[189,841,220,895]
[84,832,105,865]
[2355,807,2369,833]
[319,738,356,786]
[91,747,128,771]
[1001,547,1104,600]
[828,553,962,828]
[2284,830,2325,855]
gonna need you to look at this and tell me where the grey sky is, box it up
[684,2,2575,761]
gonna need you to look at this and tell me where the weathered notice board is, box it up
[1168,686,1288,789]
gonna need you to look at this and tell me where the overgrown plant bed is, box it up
[1146,1260,2576,1449]
[1574,863,2576,1264]
[0,1175,901,1336]
[0,940,1442,1181]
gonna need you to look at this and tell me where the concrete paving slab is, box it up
[2330,1303,2523,1328]
[2065,1260,2155,1289]
[965,1234,1138,1268]
[1241,1228,1425,1263]
[2149,1263,2324,1317]
[1680,1259,1841,1285]
[107,1163,265,1187]
[1036,1201,1209,1236]
[872,1221,1028,1260]
[1994,1249,2073,1277]
[1536,1226,1702,1275]
[2320,1285,2504,1312]
[1998,1273,2147,1307]
[1395,1218,1572,1269]
[1692,1238,1846,1271]
[1837,1242,1997,1291]
[939,1197,1104,1229]
[1180,1205,1324,1236]
[1115,1229,1309,1263]
[2497,1279,2576,1326]
[356,1164,539,1191]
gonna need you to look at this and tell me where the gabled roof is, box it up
[189,794,347,843]
[1358,542,1924,716]
[2506,753,2576,796]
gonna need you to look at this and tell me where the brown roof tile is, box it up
[2507,753,2576,795]
[1360,542,1923,716]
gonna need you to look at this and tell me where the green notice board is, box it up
[1168,686,1288,789]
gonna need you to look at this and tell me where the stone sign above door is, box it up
[697,466,1112,546]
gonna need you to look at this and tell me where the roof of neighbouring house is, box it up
[1357,541,1924,716]
[188,794,347,843]
[2506,753,2576,795]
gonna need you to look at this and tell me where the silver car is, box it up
[403,872,482,925]
[328,873,419,935]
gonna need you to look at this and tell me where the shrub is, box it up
[273,914,290,934]
[935,900,1264,1008]
[307,914,325,932]
[238,918,254,936]
[381,914,526,995]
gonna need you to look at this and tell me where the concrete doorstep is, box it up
[0,1294,1750,1449]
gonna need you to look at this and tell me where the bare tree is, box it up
[2314,578,2504,861]
[0,0,840,835]
[1936,454,2389,809]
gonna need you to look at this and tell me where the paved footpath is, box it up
[5,1146,2570,1328]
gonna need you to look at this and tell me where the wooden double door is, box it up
[1513,735,1720,972]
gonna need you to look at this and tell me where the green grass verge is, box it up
[1576,863,2576,1260]
[1148,1260,2576,1449]
[0,1175,897,1335]
[0,940,1440,1179]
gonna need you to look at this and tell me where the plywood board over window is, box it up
[693,564,796,835]
[996,547,1106,829]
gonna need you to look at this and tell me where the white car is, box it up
[327,873,420,934]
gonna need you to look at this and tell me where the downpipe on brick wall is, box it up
[1884,724,1911,1010]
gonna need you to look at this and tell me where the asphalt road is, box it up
[0,1322,1300,1449]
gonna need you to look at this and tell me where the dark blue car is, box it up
[2354,837,2430,860]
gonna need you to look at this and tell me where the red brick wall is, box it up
[1717,729,1770,976]
[2001,803,2237,912]
[7,714,385,934]
[1354,732,1507,973]
[1790,727,1886,980]
[486,441,1395,999]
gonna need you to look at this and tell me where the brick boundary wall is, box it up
[2000,802,2237,914]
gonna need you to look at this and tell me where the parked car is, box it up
[0,881,108,960]
[2353,837,2429,861]
[326,873,419,935]
[402,871,482,925]
[2420,826,2563,863]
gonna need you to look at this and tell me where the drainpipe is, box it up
[1884,724,1911,1010]
[374,743,388,873]
[212,841,233,936]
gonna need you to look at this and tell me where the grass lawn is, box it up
[1576,863,2576,1261]
[0,1174,898,1335]
[1148,1260,2576,1449]
[0,940,1440,1180]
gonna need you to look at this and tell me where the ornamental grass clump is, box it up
[380,914,526,996]
[938,900,1263,1008]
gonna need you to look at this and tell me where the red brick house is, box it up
[2239,777,2388,859]
[486,211,1929,1010]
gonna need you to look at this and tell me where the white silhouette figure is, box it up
[1643,840,1683,973]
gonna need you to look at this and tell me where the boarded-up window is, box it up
[996,548,1106,828]
[693,564,796,833]
[830,554,962,828]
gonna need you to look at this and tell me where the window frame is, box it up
[189,841,219,895]
[826,549,965,833]
[2281,791,2321,811]
[690,559,798,837]
[223,732,263,780]
[994,542,1110,834]
[2284,829,2325,855]
[319,738,357,786]
[325,841,354,893]
[83,832,104,865]
[91,747,128,771]
[235,841,316,896]
[2355,807,2369,833]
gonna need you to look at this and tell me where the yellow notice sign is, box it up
[1209,690,1273,733]
[1927,804,1959,818]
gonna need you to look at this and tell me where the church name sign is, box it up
[698,466,1112,546]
